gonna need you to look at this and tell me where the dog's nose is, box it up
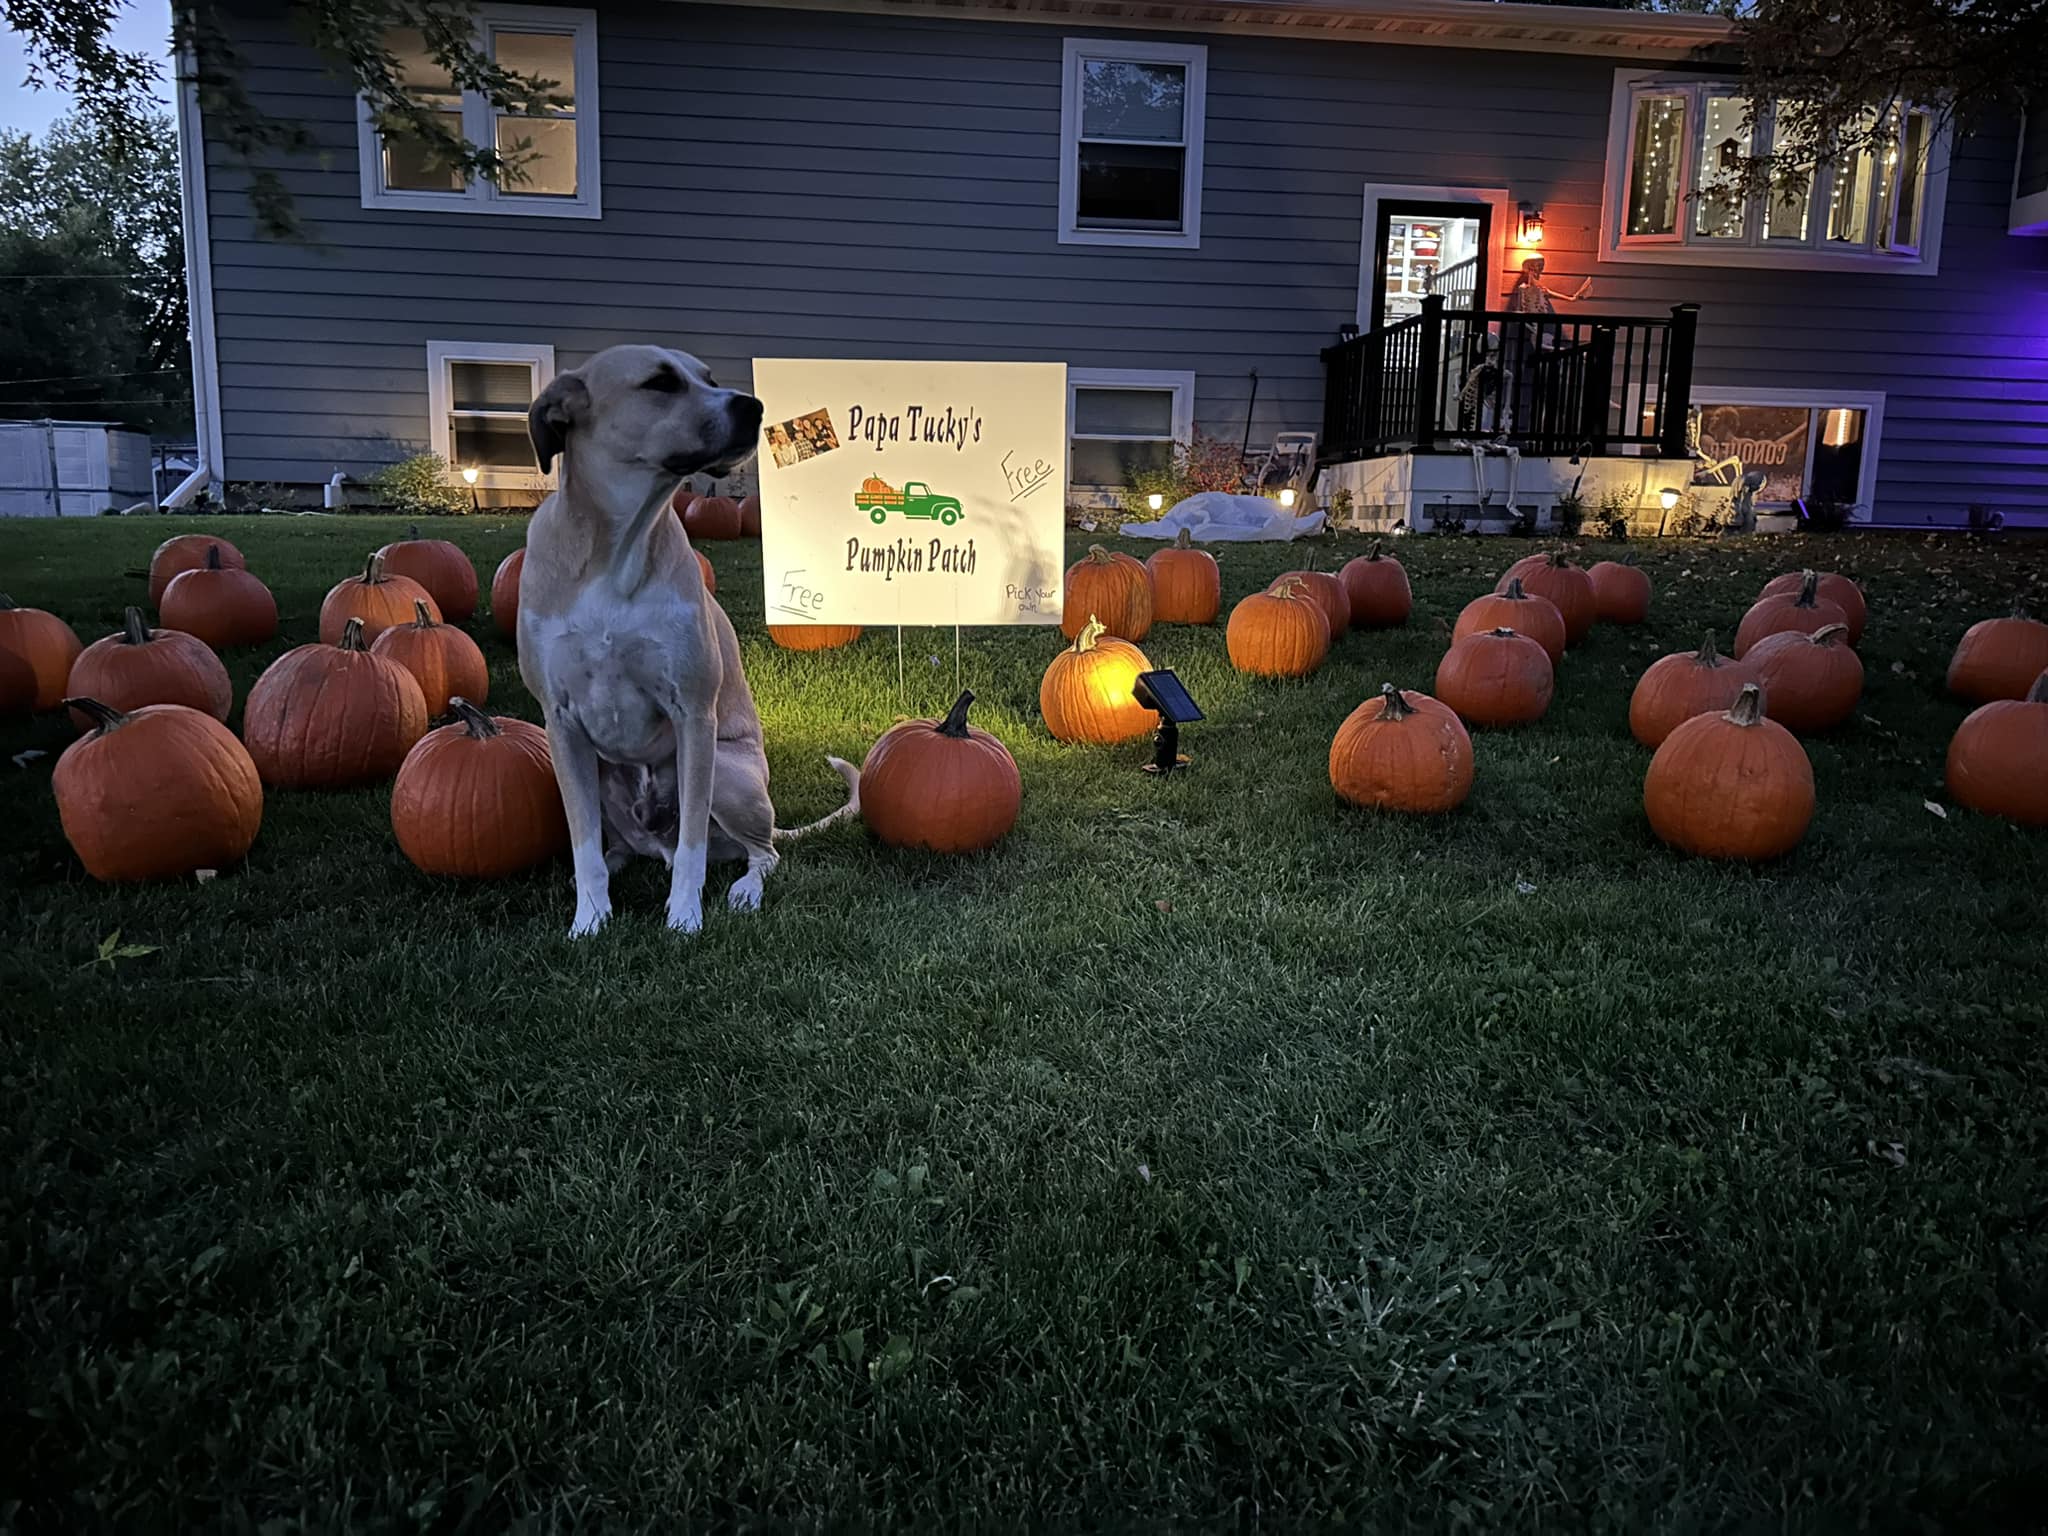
[731,394,765,433]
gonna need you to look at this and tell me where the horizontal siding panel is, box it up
[204,0,2048,525]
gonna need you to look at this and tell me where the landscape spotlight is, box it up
[1147,492,1165,512]
[461,464,481,511]
[1132,668,1203,776]
[1659,486,1681,511]
[1278,487,1297,508]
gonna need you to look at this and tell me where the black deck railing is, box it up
[1320,296,1699,463]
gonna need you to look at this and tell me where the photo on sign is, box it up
[766,408,841,469]
[1695,404,1810,506]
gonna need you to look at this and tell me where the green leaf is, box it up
[868,1333,914,1385]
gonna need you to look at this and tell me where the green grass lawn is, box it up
[4,515,2046,1530]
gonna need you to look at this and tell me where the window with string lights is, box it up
[1601,73,1948,275]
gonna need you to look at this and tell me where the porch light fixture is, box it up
[1518,202,1546,245]
[1278,488,1297,508]
[1147,492,1165,512]
[1658,486,1682,511]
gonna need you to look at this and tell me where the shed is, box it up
[0,420,155,517]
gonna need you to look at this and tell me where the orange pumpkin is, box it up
[685,495,744,541]
[391,698,569,876]
[1329,685,1474,814]
[370,599,490,717]
[375,525,479,621]
[1063,545,1154,642]
[243,617,429,789]
[1947,602,2048,704]
[0,593,84,710]
[769,623,861,651]
[1145,529,1220,625]
[0,645,36,717]
[1039,616,1158,745]
[1271,569,1350,641]
[1734,570,1848,659]
[320,553,439,645]
[671,485,699,518]
[859,689,1021,852]
[1499,553,1595,646]
[159,546,278,649]
[491,549,524,639]
[738,494,762,537]
[1644,683,1814,860]
[1629,633,1752,749]
[54,699,262,881]
[695,549,716,595]
[1761,570,1866,646]
[1434,627,1554,727]
[1339,541,1412,629]
[1453,577,1565,663]
[1946,671,2048,826]
[1587,559,1651,625]
[1746,623,1862,734]
[148,533,247,606]
[67,607,232,731]
[1227,577,1330,678]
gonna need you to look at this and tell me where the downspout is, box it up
[165,30,223,509]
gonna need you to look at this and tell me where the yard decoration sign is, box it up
[752,359,1068,628]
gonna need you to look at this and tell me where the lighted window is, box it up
[1687,389,1885,516]
[1626,94,1687,237]
[1606,76,1945,270]
[426,341,556,489]
[1060,39,1207,249]
[359,6,600,219]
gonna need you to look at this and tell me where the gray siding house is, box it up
[176,0,2048,527]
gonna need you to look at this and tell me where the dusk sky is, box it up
[2,0,176,136]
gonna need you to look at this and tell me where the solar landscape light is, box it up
[1132,668,1203,776]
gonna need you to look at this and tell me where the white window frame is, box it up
[1688,385,1886,520]
[1601,70,1948,274]
[1058,38,1206,250]
[1067,367,1196,503]
[358,5,601,220]
[426,340,556,491]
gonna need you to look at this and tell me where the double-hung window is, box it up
[1059,39,1207,248]
[360,6,600,219]
[426,341,556,489]
[1067,369,1195,498]
[1606,74,1945,272]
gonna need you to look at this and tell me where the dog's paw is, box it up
[665,897,704,935]
[727,873,765,913]
[568,902,611,939]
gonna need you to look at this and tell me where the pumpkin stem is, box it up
[1174,527,1193,549]
[1271,575,1308,600]
[1795,570,1821,607]
[448,697,500,738]
[1696,632,1725,666]
[2029,672,2048,704]
[63,696,128,735]
[411,599,436,628]
[1073,616,1106,653]
[1378,683,1416,721]
[338,616,369,652]
[204,545,224,570]
[1811,623,1850,647]
[935,689,976,738]
[120,606,151,645]
[1086,544,1113,564]
[1366,539,1383,561]
[361,552,385,585]
[0,594,15,610]
[1502,577,1530,600]
[1547,551,1573,568]
[1726,682,1767,727]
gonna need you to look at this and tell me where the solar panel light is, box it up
[1132,668,1203,776]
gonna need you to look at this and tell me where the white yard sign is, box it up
[752,359,1067,628]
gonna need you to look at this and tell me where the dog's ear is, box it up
[528,373,591,474]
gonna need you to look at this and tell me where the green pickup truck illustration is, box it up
[855,476,963,526]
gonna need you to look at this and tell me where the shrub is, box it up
[1116,430,1245,518]
[1598,487,1632,541]
[369,453,471,517]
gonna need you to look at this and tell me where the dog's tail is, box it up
[773,755,861,844]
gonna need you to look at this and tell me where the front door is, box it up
[1369,200,1491,330]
